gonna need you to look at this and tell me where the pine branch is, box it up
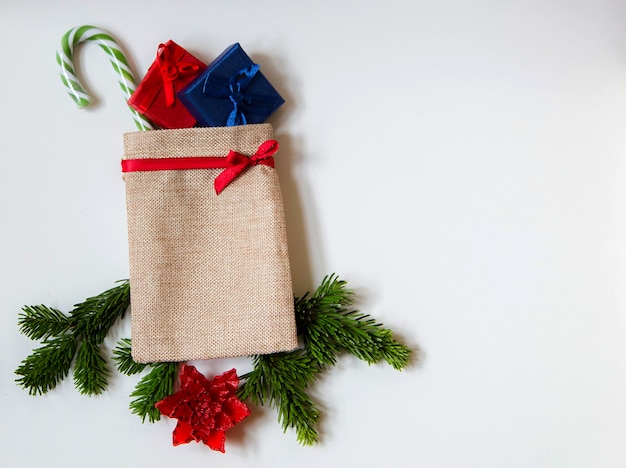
[15,335,77,395]
[239,351,321,446]
[114,338,177,423]
[18,305,73,341]
[129,362,179,423]
[113,338,148,376]
[295,274,354,336]
[378,331,412,370]
[73,339,109,395]
[69,281,131,395]
[239,274,412,446]
[296,274,411,370]
[15,281,131,396]
[70,281,130,344]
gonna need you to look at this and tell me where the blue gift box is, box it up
[178,43,285,127]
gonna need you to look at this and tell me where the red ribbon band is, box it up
[122,139,279,195]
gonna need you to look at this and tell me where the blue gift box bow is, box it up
[201,63,280,126]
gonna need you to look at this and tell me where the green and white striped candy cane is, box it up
[56,25,152,131]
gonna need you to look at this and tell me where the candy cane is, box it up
[56,25,153,131]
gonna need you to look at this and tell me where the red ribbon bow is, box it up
[214,140,279,194]
[156,42,202,107]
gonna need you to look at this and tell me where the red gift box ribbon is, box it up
[134,41,202,110]
[121,140,279,195]
[157,42,202,106]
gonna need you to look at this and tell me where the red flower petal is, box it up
[224,398,252,424]
[203,429,226,453]
[155,393,182,417]
[172,421,194,446]
[212,368,239,392]
[179,364,198,386]
[213,411,233,431]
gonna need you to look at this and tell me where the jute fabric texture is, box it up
[122,124,298,363]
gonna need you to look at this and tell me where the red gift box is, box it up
[128,40,206,129]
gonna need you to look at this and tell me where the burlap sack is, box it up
[122,123,298,363]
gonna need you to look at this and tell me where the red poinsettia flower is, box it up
[155,365,251,452]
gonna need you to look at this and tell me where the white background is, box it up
[2,1,626,467]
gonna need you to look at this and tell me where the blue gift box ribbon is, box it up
[201,63,280,126]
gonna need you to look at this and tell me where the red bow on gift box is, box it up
[156,42,202,107]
